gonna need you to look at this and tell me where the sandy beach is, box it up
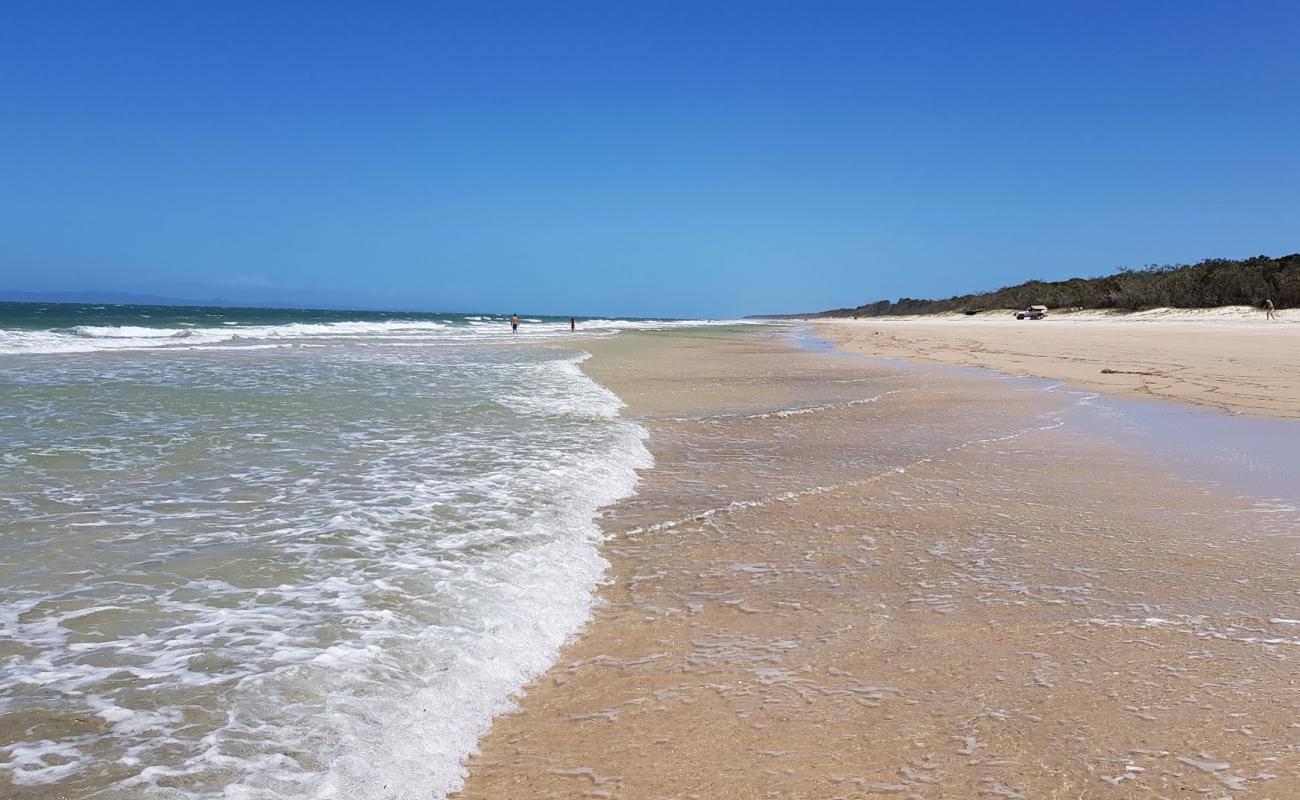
[454,324,1300,799]
[816,309,1300,419]
[7,3,1299,796]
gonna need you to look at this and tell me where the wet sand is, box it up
[454,326,1300,799]
[816,315,1300,419]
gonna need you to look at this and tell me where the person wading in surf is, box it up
[570,317,576,332]
[511,314,519,333]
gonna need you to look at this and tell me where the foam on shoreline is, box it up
[0,341,652,800]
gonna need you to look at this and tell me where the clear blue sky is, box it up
[3,1,1298,318]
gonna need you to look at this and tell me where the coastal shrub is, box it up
[822,253,1300,316]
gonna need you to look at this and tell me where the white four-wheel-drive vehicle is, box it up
[1015,305,1048,320]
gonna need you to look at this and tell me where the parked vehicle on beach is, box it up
[1015,305,1048,320]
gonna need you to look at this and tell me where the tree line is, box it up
[819,253,1300,317]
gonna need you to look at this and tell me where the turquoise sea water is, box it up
[0,303,736,798]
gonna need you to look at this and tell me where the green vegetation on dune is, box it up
[821,253,1300,317]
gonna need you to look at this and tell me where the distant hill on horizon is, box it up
[0,289,293,308]
[771,253,1299,319]
[0,290,455,316]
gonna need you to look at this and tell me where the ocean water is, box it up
[0,303,727,798]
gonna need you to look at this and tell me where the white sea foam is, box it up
[0,341,652,799]
[74,325,195,338]
[0,317,755,355]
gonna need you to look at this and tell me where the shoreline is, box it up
[815,314,1300,419]
[453,325,1300,798]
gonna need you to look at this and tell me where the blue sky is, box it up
[2,1,1298,318]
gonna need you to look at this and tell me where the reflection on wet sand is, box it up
[457,327,1300,799]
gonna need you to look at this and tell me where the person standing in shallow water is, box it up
[570,317,576,332]
[511,314,519,333]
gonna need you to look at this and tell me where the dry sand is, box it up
[452,326,1300,799]
[816,309,1300,418]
